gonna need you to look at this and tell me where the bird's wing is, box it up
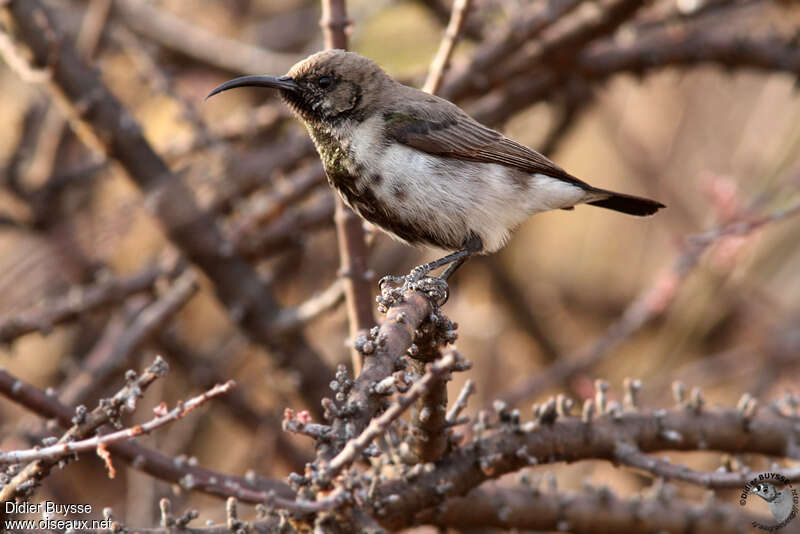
[382,103,591,189]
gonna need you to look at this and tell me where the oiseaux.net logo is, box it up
[740,473,799,531]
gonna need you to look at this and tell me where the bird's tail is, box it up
[585,188,665,217]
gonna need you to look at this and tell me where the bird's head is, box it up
[206,50,391,125]
[749,483,779,501]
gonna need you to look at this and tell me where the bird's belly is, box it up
[368,145,578,252]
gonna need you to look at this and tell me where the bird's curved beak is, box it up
[205,75,299,100]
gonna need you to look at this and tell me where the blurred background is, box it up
[1,0,799,530]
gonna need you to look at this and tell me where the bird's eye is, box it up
[318,76,333,89]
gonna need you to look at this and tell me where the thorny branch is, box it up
[0,381,235,466]
[0,356,170,502]
[2,0,800,531]
[0,365,294,503]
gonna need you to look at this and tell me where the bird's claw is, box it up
[378,271,449,307]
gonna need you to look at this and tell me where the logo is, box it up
[740,473,799,531]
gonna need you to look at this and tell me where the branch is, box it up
[59,270,198,406]
[5,0,334,417]
[442,0,648,101]
[417,483,800,533]
[375,404,800,529]
[0,356,169,501]
[318,351,459,484]
[501,200,800,405]
[112,0,299,75]
[320,287,438,461]
[270,278,345,335]
[0,365,294,502]
[0,381,234,466]
[321,0,375,375]
[0,263,167,343]
[440,0,582,99]
[422,0,472,95]
[614,442,800,489]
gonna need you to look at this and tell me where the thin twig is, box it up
[615,442,800,488]
[422,0,472,95]
[0,365,295,502]
[0,381,234,466]
[0,263,169,343]
[501,199,800,405]
[321,0,375,375]
[58,270,198,406]
[0,356,169,501]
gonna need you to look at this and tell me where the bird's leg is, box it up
[378,235,482,305]
[407,249,472,282]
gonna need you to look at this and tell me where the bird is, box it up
[207,50,664,290]
[748,482,795,524]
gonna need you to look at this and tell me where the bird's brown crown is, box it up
[282,50,391,123]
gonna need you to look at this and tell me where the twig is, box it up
[501,199,800,405]
[321,288,436,461]
[270,278,346,334]
[422,0,472,95]
[375,405,800,529]
[0,26,50,83]
[5,0,335,417]
[58,270,198,406]
[0,381,234,465]
[445,378,475,424]
[417,483,797,533]
[615,442,800,488]
[0,263,168,343]
[442,0,646,101]
[112,0,299,75]
[0,365,295,502]
[236,192,335,260]
[321,0,375,375]
[230,165,327,238]
[0,356,169,501]
[156,330,312,471]
[319,351,458,483]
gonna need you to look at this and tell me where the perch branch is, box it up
[321,0,375,375]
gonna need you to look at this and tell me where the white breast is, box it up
[348,116,587,252]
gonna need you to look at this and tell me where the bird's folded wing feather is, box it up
[383,105,591,189]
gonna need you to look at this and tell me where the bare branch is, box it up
[422,0,472,95]
[5,0,335,416]
[0,381,234,466]
[0,356,169,501]
[0,263,168,344]
[417,483,795,533]
[59,270,198,406]
[0,365,294,502]
[321,0,376,375]
[375,405,800,529]
[112,0,299,75]
[615,441,800,489]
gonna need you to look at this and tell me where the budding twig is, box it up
[0,381,235,465]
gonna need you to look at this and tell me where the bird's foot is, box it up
[378,270,449,307]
